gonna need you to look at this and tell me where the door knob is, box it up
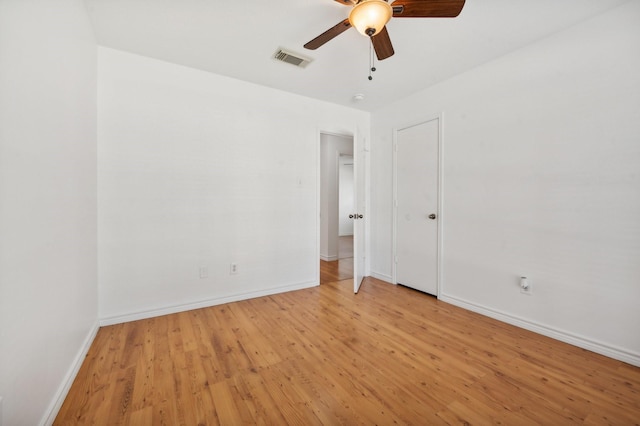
[349,214,354,219]
[357,214,363,219]
[428,214,437,220]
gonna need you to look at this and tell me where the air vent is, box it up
[273,48,312,68]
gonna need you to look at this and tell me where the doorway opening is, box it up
[319,133,354,284]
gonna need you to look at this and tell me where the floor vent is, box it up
[273,48,312,68]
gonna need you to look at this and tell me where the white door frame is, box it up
[392,114,444,296]
[316,127,366,293]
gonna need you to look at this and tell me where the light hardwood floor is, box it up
[55,266,640,425]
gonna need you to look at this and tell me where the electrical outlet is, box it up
[520,276,532,295]
[199,267,208,279]
[230,263,238,275]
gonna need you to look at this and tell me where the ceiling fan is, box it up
[304,0,466,61]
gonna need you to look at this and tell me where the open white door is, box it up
[353,130,366,293]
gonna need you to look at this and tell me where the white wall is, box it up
[320,134,353,260]
[98,48,368,322]
[370,1,640,365]
[0,1,98,425]
[339,156,354,237]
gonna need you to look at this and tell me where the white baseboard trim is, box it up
[320,254,338,262]
[369,271,393,284]
[439,293,640,367]
[100,280,318,326]
[41,320,100,426]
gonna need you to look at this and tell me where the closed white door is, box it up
[395,118,440,295]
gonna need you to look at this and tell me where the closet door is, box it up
[395,118,440,295]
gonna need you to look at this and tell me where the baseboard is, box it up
[100,280,318,326]
[369,270,393,284]
[439,293,640,367]
[40,321,100,426]
[320,254,338,262]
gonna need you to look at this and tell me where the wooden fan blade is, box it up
[304,19,352,50]
[392,0,465,18]
[371,26,394,60]
[334,0,356,5]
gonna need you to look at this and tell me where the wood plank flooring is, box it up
[56,269,640,425]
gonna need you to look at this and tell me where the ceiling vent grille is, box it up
[273,48,312,68]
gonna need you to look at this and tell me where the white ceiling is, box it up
[84,0,629,111]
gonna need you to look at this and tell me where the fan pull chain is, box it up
[368,41,376,81]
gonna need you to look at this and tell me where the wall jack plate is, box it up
[230,263,238,275]
[199,267,208,279]
[520,277,532,295]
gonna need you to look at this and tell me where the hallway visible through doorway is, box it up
[320,236,353,284]
[338,235,353,260]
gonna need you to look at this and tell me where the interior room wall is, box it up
[0,1,99,424]
[320,135,354,260]
[370,1,640,365]
[98,48,368,322]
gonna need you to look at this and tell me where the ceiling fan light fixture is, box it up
[349,0,392,37]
